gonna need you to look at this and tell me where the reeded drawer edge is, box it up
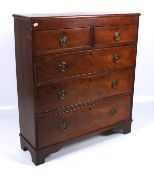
[36,92,133,118]
[37,93,132,147]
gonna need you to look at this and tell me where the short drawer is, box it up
[36,69,134,113]
[35,45,136,84]
[94,24,138,46]
[33,27,91,55]
[37,94,132,148]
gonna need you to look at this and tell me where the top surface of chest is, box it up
[13,13,140,31]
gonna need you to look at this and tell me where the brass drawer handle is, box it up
[60,36,68,47]
[109,107,117,116]
[111,80,118,88]
[113,54,120,63]
[59,121,68,132]
[113,32,121,41]
[58,90,67,100]
[58,61,68,72]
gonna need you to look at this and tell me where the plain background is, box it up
[0,0,154,174]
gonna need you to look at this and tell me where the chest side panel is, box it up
[14,17,36,147]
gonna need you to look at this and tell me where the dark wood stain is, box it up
[94,24,138,46]
[37,95,132,148]
[13,13,140,165]
[33,27,91,55]
[14,18,36,147]
[36,69,135,113]
[35,45,136,84]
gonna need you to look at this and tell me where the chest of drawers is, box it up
[13,13,140,165]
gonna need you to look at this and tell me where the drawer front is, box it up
[94,24,138,46]
[33,27,91,55]
[36,69,134,113]
[35,45,136,84]
[37,95,132,148]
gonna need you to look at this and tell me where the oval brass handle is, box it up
[111,80,118,88]
[113,32,121,41]
[58,90,67,100]
[60,36,68,47]
[113,54,120,63]
[59,121,68,132]
[58,61,68,72]
[109,107,117,116]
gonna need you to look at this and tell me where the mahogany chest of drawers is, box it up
[13,13,140,165]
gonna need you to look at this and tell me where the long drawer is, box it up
[36,69,134,113]
[35,45,136,84]
[37,94,132,148]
